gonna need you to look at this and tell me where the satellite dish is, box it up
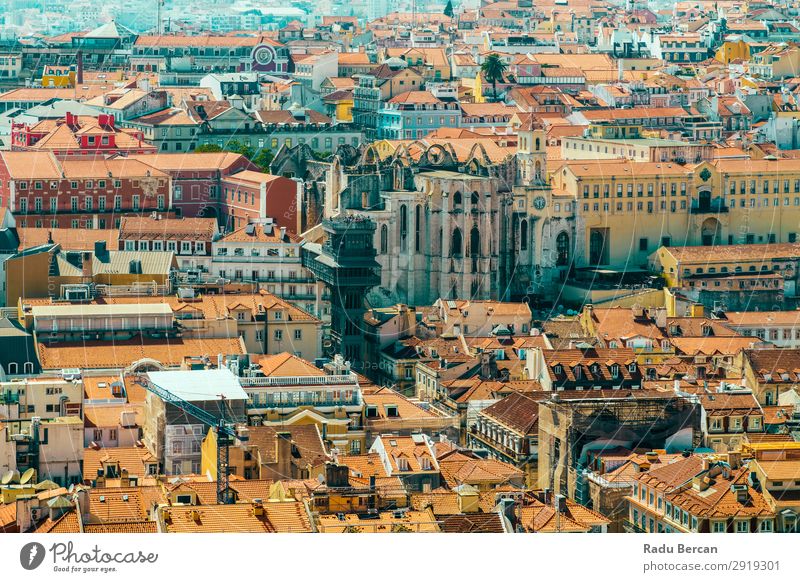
[1,471,13,485]
[20,468,35,485]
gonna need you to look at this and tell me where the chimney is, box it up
[275,431,292,479]
[120,468,130,487]
[324,462,350,488]
[94,240,107,258]
[81,251,93,279]
[252,500,264,517]
[76,50,83,85]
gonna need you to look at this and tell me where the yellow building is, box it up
[551,158,800,271]
[41,65,76,88]
[651,242,800,288]
[5,243,176,307]
[242,352,366,455]
[324,91,354,123]
[714,38,751,64]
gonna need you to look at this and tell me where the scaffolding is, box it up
[539,392,701,500]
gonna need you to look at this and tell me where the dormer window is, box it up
[554,364,562,375]
[574,366,582,379]
[628,363,637,373]
[611,364,620,378]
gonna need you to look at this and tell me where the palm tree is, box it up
[481,53,506,102]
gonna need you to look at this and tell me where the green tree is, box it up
[224,140,255,160]
[444,0,454,18]
[481,53,507,102]
[252,149,275,172]
[195,144,223,153]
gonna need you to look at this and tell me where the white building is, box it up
[212,219,327,319]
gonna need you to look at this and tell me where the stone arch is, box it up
[125,358,166,374]
[556,231,570,266]
[451,227,463,256]
[380,224,388,254]
[520,219,528,251]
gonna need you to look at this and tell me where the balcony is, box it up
[249,397,362,409]
[690,201,729,214]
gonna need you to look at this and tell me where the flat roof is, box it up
[31,304,173,318]
[146,369,248,402]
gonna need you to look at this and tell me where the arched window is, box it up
[520,219,528,251]
[380,224,388,254]
[7,363,17,375]
[451,227,463,256]
[453,191,462,207]
[534,160,542,180]
[556,231,570,266]
[471,191,480,207]
[470,226,480,256]
[362,191,369,209]
[535,137,541,151]
[399,204,408,250]
[24,362,33,374]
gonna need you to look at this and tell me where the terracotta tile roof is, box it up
[34,510,80,533]
[745,349,800,383]
[218,222,299,243]
[667,467,774,519]
[440,513,506,533]
[257,352,325,377]
[544,348,641,383]
[134,34,282,48]
[438,457,524,489]
[520,497,610,532]
[17,227,119,252]
[82,375,128,400]
[363,386,442,421]
[721,311,800,328]
[665,243,800,264]
[85,487,166,523]
[83,521,158,533]
[316,508,439,532]
[388,90,441,105]
[127,152,247,172]
[83,444,157,483]
[246,425,328,469]
[670,336,761,356]
[0,502,17,529]
[636,455,705,491]
[761,405,795,425]
[83,404,144,429]
[378,435,439,474]
[410,491,461,515]
[479,392,540,434]
[37,335,245,370]
[338,453,389,478]
[119,217,217,241]
[589,307,666,343]
[162,501,311,533]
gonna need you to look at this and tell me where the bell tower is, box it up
[516,114,547,186]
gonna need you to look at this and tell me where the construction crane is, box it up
[137,375,248,504]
